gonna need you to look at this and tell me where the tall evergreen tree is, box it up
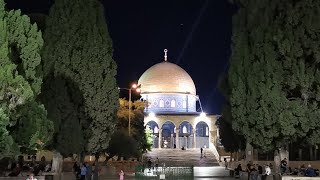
[218,74,245,153]
[42,0,118,161]
[0,0,53,159]
[229,0,320,163]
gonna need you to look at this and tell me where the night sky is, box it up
[5,0,237,114]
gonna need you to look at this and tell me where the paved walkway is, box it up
[143,148,220,167]
[60,148,232,179]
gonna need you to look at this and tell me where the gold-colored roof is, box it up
[138,61,196,95]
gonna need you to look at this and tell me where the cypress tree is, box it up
[228,0,320,163]
[0,0,53,159]
[42,0,119,159]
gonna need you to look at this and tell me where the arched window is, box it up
[171,100,176,107]
[182,126,187,134]
[159,100,164,107]
[182,100,187,108]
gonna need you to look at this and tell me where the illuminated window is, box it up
[154,126,159,133]
[171,100,176,107]
[206,127,209,136]
[182,100,187,108]
[183,126,187,134]
[159,100,164,107]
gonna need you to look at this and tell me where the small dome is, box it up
[138,61,196,95]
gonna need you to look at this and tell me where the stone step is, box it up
[143,148,219,167]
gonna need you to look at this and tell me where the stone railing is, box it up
[0,177,45,180]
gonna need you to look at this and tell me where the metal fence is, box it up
[135,166,194,179]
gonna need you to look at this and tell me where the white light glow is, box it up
[132,84,137,89]
[200,112,206,117]
[149,112,155,118]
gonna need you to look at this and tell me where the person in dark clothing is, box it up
[200,148,203,155]
[235,164,242,178]
[305,164,316,177]
[147,159,152,172]
[8,164,21,177]
[280,158,288,174]
[73,162,80,179]
[247,163,252,180]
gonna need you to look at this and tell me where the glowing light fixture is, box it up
[149,112,155,118]
[200,112,206,118]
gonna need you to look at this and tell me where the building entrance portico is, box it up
[145,113,218,150]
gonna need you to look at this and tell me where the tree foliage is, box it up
[41,0,118,156]
[107,99,151,159]
[229,0,320,152]
[218,74,246,152]
[0,0,53,159]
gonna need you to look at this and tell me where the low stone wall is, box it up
[0,176,45,180]
[107,161,139,174]
[282,176,320,180]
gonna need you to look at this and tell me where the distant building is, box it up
[138,49,220,151]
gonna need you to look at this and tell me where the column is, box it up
[171,133,174,149]
[193,130,196,148]
[175,129,179,149]
[184,136,187,149]
[158,128,162,149]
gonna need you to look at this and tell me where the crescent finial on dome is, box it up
[164,49,168,61]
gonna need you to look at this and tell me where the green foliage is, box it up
[107,129,138,160]
[42,0,118,156]
[0,0,53,158]
[108,99,151,159]
[229,0,320,152]
[144,127,154,152]
[218,74,246,152]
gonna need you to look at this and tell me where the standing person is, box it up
[155,158,159,170]
[73,162,80,179]
[119,169,124,180]
[147,159,152,172]
[262,164,271,180]
[80,163,87,180]
[280,158,288,175]
[200,148,203,155]
[86,162,92,180]
[224,158,228,169]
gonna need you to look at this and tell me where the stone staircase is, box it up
[143,148,219,167]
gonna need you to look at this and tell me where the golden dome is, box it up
[138,61,196,95]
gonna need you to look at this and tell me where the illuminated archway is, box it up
[195,121,209,148]
[146,121,159,148]
[161,121,176,148]
[178,121,194,149]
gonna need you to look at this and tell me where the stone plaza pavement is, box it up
[62,148,232,179]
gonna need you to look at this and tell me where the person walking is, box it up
[80,163,87,180]
[119,169,124,180]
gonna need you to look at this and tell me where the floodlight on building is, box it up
[200,112,206,118]
[149,112,155,118]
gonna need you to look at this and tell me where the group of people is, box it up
[234,163,271,180]
[233,158,319,179]
[146,157,160,172]
[280,158,318,177]
[73,162,97,180]
[7,160,52,177]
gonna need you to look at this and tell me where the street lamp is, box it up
[118,83,141,136]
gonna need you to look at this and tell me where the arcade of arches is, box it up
[145,114,219,149]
